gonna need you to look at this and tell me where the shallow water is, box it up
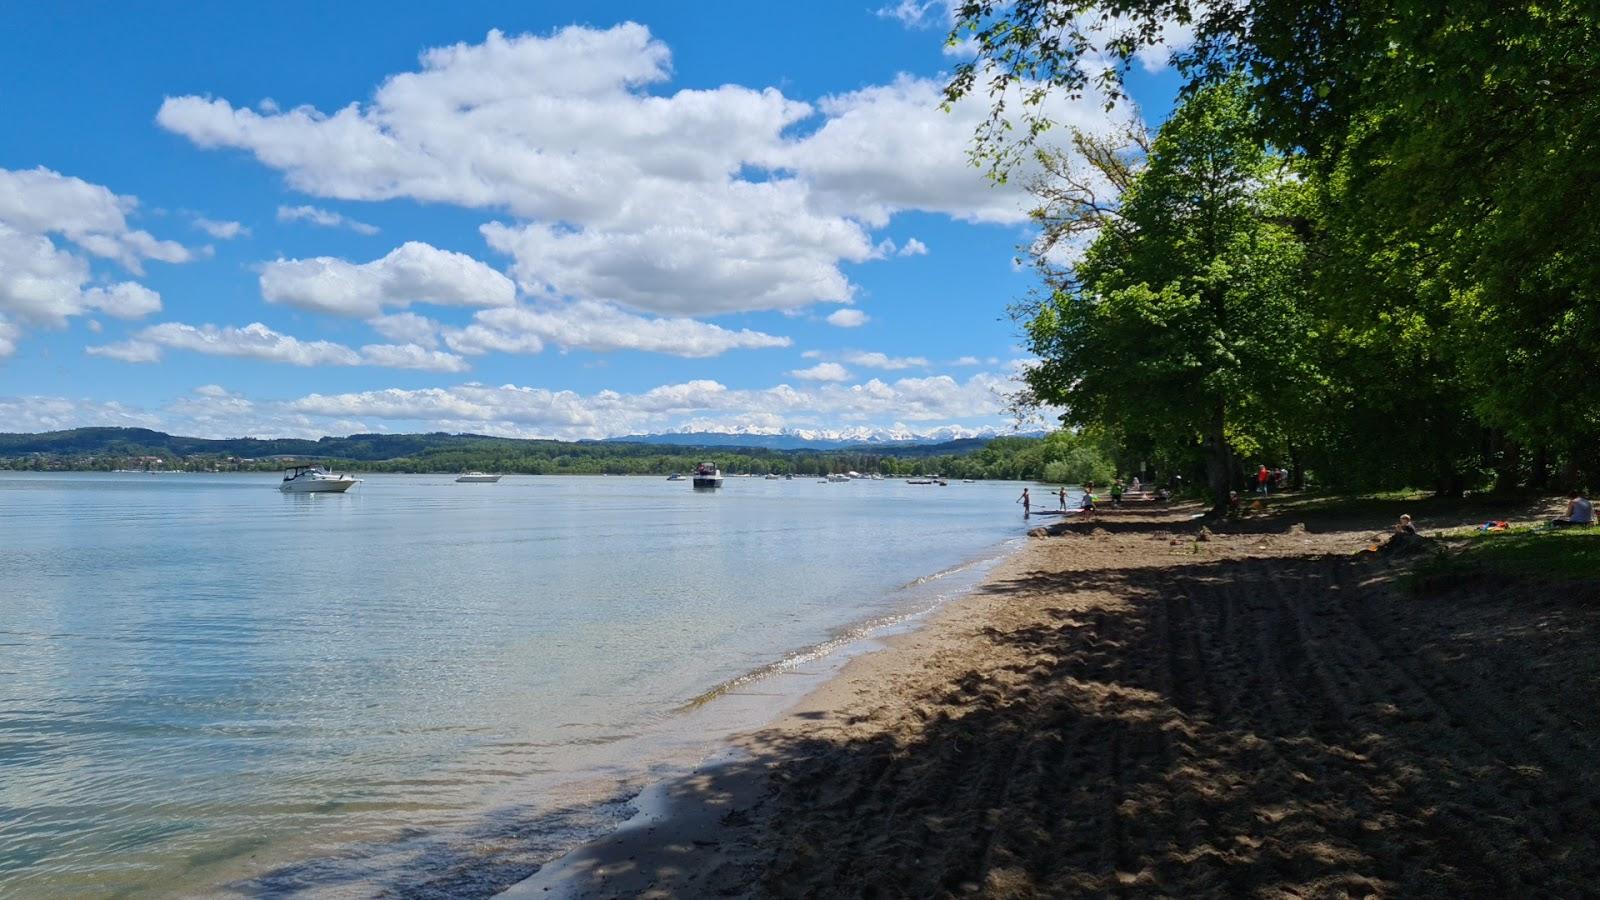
[0,472,1043,897]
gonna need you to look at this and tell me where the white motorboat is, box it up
[667,473,687,481]
[764,473,781,479]
[826,473,850,483]
[456,472,502,483]
[692,462,723,489]
[279,465,360,493]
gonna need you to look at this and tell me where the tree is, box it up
[950,0,1600,490]
[1022,78,1317,509]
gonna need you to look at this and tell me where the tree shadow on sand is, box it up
[541,550,1600,898]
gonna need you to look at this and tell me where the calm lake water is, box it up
[0,472,1044,897]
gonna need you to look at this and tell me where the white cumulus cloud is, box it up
[156,25,1133,320]
[790,362,853,382]
[0,167,184,354]
[368,311,441,347]
[445,300,791,358]
[825,308,868,328]
[843,351,929,370]
[259,241,515,317]
[276,204,379,235]
[193,217,248,239]
[88,321,469,371]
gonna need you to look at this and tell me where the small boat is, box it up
[826,473,850,483]
[764,473,780,480]
[907,478,935,485]
[667,474,687,481]
[784,473,794,480]
[692,462,723,490]
[279,465,360,493]
[456,472,502,483]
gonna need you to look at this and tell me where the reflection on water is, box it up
[0,472,1031,896]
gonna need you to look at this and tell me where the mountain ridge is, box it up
[0,426,1043,461]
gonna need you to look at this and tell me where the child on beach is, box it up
[1394,514,1417,535]
[1110,480,1124,507]
[1017,487,1030,516]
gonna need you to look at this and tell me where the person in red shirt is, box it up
[1256,464,1271,496]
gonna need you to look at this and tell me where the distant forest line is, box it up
[0,427,1117,482]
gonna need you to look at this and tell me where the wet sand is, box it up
[505,497,1600,898]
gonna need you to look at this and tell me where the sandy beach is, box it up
[506,497,1600,898]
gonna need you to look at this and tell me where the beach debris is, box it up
[1028,527,1050,538]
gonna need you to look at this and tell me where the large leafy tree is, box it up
[952,0,1600,490]
[1023,79,1316,509]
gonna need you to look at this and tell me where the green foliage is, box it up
[1023,78,1317,506]
[1041,448,1113,486]
[950,0,1600,494]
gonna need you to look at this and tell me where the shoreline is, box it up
[501,517,1061,898]
[504,494,1600,897]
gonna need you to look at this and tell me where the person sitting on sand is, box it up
[1227,490,1241,516]
[1079,490,1096,513]
[1154,486,1170,502]
[1552,492,1595,528]
[1394,514,1418,535]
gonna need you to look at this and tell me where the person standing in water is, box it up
[1017,487,1031,516]
[1057,486,1067,510]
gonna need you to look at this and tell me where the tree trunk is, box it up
[1289,445,1305,491]
[1203,403,1231,513]
[1492,434,1521,494]
[1531,445,1550,490]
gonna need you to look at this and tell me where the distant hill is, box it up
[0,427,1040,465]
[0,427,507,461]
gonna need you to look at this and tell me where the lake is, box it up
[0,472,1044,896]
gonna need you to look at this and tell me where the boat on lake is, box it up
[692,462,723,490]
[455,472,502,483]
[279,465,360,493]
[764,473,781,480]
[667,473,686,481]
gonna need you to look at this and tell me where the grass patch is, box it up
[1423,526,1600,580]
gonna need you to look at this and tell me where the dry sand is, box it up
[505,497,1600,898]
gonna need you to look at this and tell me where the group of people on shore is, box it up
[1253,464,1290,495]
[1018,477,1168,516]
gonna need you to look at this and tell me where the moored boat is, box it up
[456,472,502,483]
[692,462,723,489]
[279,465,360,493]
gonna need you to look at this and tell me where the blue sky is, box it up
[0,2,1180,440]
